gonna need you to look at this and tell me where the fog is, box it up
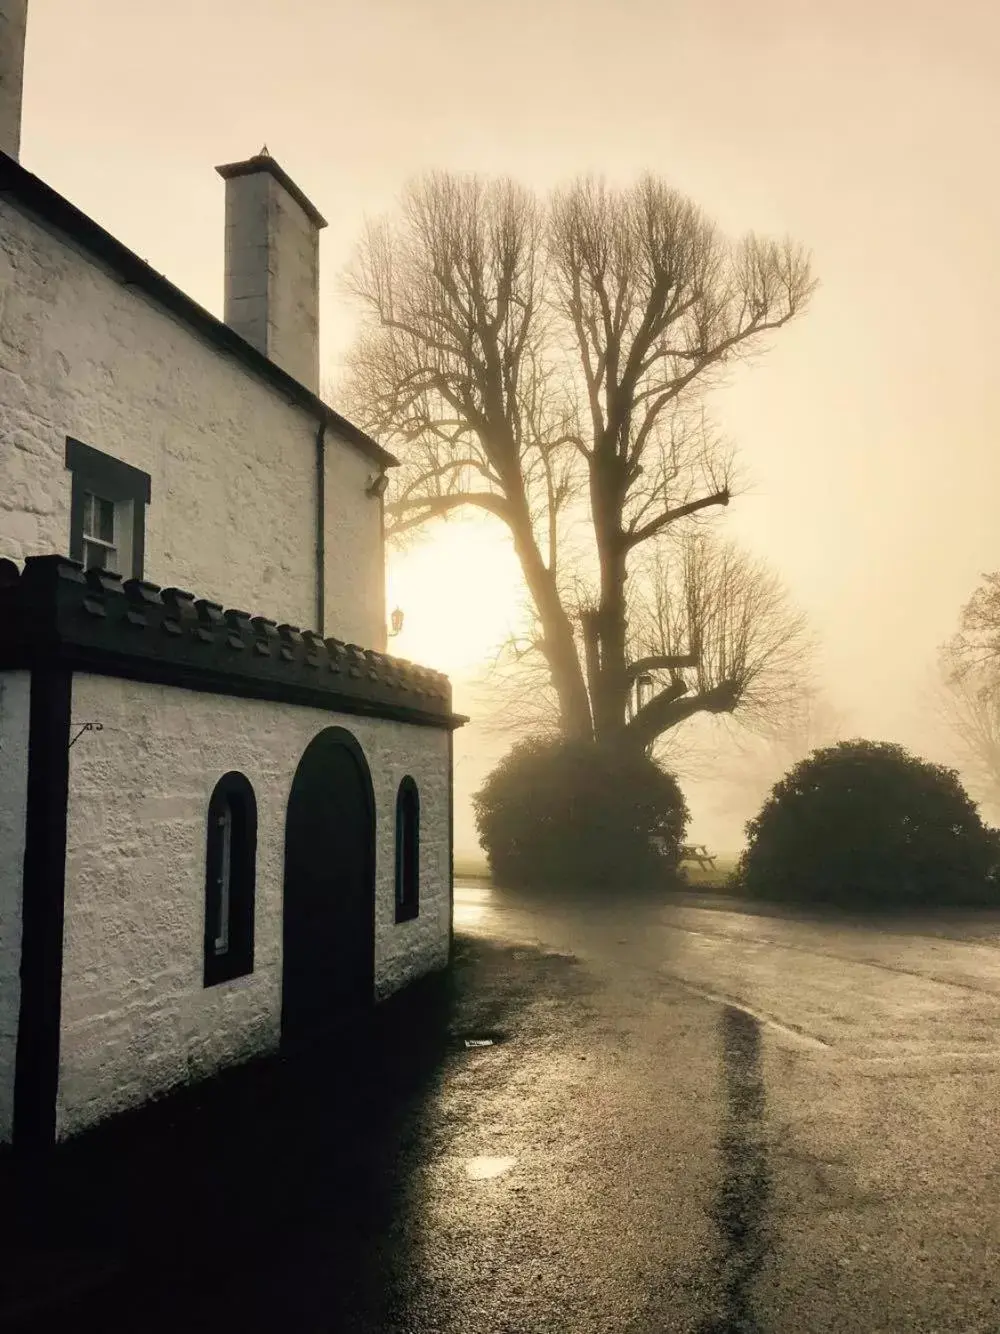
[24,0,1000,861]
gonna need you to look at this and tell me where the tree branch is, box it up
[625,487,731,548]
[626,678,740,750]
[626,653,699,683]
[386,490,511,534]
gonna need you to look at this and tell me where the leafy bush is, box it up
[473,736,690,890]
[735,739,1000,908]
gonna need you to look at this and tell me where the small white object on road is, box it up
[465,1156,517,1180]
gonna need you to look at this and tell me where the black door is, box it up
[281,727,376,1048]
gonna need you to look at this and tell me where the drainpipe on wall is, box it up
[447,727,455,966]
[315,420,326,635]
[379,483,388,653]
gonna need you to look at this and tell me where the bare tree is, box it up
[945,573,1000,681]
[463,527,811,753]
[626,530,812,752]
[932,575,1000,820]
[931,661,1000,820]
[342,171,816,753]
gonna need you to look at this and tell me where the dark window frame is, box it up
[65,437,151,580]
[204,771,257,986]
[394,775,420,923]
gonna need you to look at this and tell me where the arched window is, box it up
[395,776,420,923]
[204,771,257,986]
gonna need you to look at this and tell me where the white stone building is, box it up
[0,2,462,1150]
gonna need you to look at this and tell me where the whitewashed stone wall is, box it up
[58,672,451,1140]
[322,439,387,651]
[0,198,385,648]
[0,670,30,1144]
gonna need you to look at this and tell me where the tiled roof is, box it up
[0,555,463,729]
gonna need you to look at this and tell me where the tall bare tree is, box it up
[933,573,1000,820]
[343,172,816,753]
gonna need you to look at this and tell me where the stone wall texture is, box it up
[0,670,30,1143]
[58,671,450,1140]
[0,197,384,648]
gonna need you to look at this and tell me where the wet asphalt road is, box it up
[451,882,1000,1332]
[5,881,1000,1332]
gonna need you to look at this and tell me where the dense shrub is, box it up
[473,736,690,890]
[735,739,1000,909]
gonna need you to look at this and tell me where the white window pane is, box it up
[82,491,113,541]
[83,540,107,570]
[81,491,120,573]
[95,496,115,543]
[214,805,233,955]
[84,539,119,574]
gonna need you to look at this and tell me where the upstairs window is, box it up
[81,490,131,574]
[65,438,151,580]
[204,772,257,986]
[395,776,420,923]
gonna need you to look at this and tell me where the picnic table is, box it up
[678,843,717,870]
[648,838,717,870]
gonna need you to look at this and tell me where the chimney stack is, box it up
[0,0,28,161]
[215,149,327,395]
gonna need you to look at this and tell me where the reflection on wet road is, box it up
[457,880,1000,1064]
[455,879,1000,1331]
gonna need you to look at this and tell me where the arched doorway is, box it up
[281,726,376,1048]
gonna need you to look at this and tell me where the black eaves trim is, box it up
[0,150,396,471]
[0,555,466,732]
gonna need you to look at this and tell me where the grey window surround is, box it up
[65,438,151,580]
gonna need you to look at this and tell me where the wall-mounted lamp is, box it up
[366,472,390,499]
[389,607,404,637]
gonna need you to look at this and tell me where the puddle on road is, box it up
[453,882,494,928]
[465,1156,518,1180]
[454,903,489,927]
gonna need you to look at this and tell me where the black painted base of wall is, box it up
[0,958,458,1327]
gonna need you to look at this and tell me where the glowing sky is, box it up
[18,0,1000,853]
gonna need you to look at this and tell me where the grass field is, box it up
[453,854,491,881]
[678,855,739,892]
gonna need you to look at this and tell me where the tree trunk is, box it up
[507,505,593,740]
[588,452,631,745]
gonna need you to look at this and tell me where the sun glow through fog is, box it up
[385,517,527,680]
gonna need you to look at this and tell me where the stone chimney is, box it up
[0,0,28,161]
[215,148,327,394]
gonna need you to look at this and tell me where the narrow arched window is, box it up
[204,771,257,986]
[395,776,420,923]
